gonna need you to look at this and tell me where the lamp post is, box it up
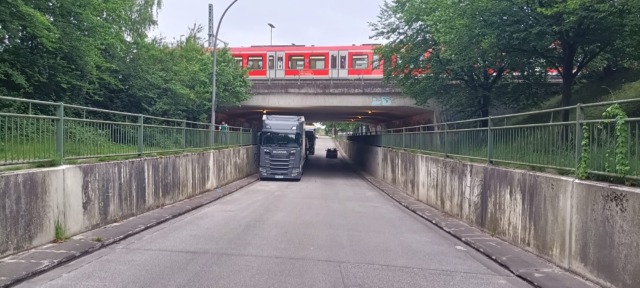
[268,23,275,46]
[211,0,239,141]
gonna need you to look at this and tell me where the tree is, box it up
[0,0,161,105]
[492,0,640,121]
[148,26,251,122]
[0,1,251,123]
[324,122,360,135]
[371,0,548,123]
[106,25,251,122]
[0,0,57,96]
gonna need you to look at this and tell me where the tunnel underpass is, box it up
[18,137,530,288]
[217,79,438,130]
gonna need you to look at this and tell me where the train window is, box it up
[309,56,325,69]
[288,56,304,70]
[372,55,381,69]
[247,56,263,70]
[331,55,337,69]
[340,55,346,69]
[234,57,243,67]
[277,56,283,70]
[352,55,369,69]
[268,55,274,69]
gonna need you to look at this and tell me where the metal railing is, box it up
[0,96,255,166]
[350,98,640,180]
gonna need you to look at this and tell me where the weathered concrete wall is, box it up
[0,146,257,258]
[337,140,640,288]
[251,79,401,95]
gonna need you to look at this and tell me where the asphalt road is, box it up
[17,137,530,288]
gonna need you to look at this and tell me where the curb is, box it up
[334,145,596,288]
[1,175,258,288]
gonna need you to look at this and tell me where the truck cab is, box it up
[259,115,306,180]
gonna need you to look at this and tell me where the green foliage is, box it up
[371,0,640,121]
[601,104,631,176]
[324,122,360,135]
[577,124,591,179]
[576,104,632,179]
[370,0,550,121]
[492,0,640,119]
[54,219,67,242]
[0,2,250,122]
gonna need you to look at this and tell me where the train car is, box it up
[228,44,384,80]
[228,44,561,81]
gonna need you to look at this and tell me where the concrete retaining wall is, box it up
[337,140,640,288]
[0,146,257,258]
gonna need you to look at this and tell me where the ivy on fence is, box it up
[578,104,630,180]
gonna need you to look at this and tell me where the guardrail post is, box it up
[574,104,584,172]
[55,103,64,161]
[487,116,493,163]
[182,120,187,149]
[211,124,216,147]
[137,115,144,156]
[444,123,448,156]
[402,128,406,149]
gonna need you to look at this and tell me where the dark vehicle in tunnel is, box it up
[326,148,338,159]
[259,115,306,180]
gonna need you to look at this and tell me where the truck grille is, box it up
[266,156,292,172]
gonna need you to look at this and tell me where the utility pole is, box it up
[209,1,239,144]
[268,23,275,46]
[208,4,214,48]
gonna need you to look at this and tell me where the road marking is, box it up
[455,246,467,251]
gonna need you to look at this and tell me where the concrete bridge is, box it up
[218,79,437,130]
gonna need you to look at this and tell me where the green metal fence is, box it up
[0,96,255,166]
[370,98,640,180]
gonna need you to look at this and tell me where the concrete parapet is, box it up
[251,79,401,95]
[336,140,640,288]
[0,146,257,258]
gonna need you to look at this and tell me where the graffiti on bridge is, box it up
[371,96,391,106]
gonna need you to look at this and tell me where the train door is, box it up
[267,51,285,78]
[329,51,348,78]
[267,52,275,78]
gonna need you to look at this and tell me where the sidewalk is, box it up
[0,175,258,287]
[339,157,597,288]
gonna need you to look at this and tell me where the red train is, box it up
[228,44,384,79]
[228,44,560,80]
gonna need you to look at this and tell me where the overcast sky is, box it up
[153,0,387,47]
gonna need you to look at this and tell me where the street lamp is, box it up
[268,23,276,46]
[211,0,239,139]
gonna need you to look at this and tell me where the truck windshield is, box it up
[261,132,301,147]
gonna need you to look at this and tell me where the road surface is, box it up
[18,137,530,288]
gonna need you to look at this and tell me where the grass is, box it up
[508,69,640,125]
[385,121,640,186]
[434,76,640,185]
[93,237,104,243]
[1,132,253,170]
[54,220,67,243]
[395,146,639,186]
